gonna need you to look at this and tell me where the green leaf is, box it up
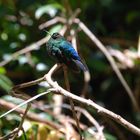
[105,133,117,140]
[35,3,65,19]
[44,24,63,36]
[0,67,6,74]
[49,24,63,34]
[2,95,24,105]
[126,11,140,24]
[0,74,13,92]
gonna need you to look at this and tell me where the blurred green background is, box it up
[0,0,140,139]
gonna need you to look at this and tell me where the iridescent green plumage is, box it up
[46,32,87,72]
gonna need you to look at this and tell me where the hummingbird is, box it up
[46,32,87,72]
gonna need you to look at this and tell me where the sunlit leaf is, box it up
[0,67,6,74]
[37,124,48,140]
[44,24,63,36]
[35,3,65,19]
[0,74,13,92]
[49,24,63,34]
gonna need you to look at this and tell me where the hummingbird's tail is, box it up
[72,59,88,72]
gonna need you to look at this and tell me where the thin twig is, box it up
[0,26,67,67]
[137,35,140,57]
[70,29,90,95]
[28,103,104,138]
[13,77,45,90]
[56,104,105,140]
[108,47,134,68]
[63,66,83,140]
[70,29,91,124]
[75,106,105,140]
[68,8,81,25]
[74,18,139,112]
[0,128,18,140]
[39,17,66,30]
[45,64,140,137]
[39,8,80,30]
[0,99,62,131]
[62,116,98,138]
[10,76,46,101]
[12,103,31,139]
[21,127,27,140]
[0,37,49,67]
[0,90,54,118]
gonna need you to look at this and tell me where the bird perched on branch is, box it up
[46,32,87,72]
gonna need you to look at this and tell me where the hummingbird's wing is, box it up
[60,41,87,72]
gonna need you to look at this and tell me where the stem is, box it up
[63,66,83,140]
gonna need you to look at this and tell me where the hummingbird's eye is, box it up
[52,33,60,39]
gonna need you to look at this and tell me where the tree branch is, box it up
[12,103,31,139]
[45,64,140,137]
[0,25,67,67]
[0,99,63,139]
[74,18,139,112]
